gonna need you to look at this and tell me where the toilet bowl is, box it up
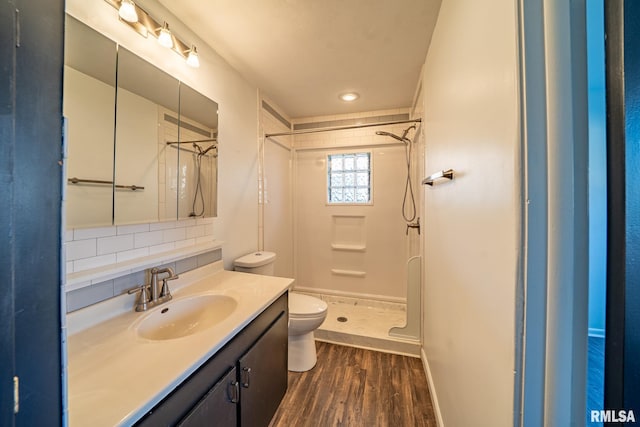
[288,292,328,372]
[233,251,328,372]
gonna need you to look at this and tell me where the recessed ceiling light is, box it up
[340,92,359,102]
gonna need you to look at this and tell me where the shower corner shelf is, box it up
[331,243,366,252]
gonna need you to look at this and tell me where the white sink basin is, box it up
[134,294,237,341]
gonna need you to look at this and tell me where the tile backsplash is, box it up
[65,218,215,274]
[64,217,219,313]
[65,248,222,312]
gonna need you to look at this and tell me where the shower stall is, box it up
[263,109,424,356]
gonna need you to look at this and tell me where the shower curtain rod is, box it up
[264,118,422,138]
[165,138,217,145]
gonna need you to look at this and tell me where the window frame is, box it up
[326,150,373,206]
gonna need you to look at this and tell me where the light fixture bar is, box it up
[104,0,200,67]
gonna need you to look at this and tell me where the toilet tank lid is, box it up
[234,251,276,268]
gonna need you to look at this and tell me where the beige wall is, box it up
[420,0,520,425]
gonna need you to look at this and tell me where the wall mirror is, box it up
[63,15,219,229]
[64,16,117,228]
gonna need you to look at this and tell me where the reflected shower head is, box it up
[376,130,407,142]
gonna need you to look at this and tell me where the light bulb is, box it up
[157,22,173,48]
[118,0,138,23]
[186,46,200,68]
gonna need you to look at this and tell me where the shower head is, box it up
[201,145,217,155]
[375,130,407,143]
[376,124,417,143]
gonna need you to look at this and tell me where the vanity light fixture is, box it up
[186,46,200,68]
[105,0,202,68]
[340,92,360,102]
[157,22,174,48]
[118,0,138,23]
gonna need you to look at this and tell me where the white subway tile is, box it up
[117,223,149,235]
[186,225,205,239]
[149,221,177,231]
[97,234,134,255]
[74,254,117,272]
[148,242,175,255]
[116,247,150,263]
[73,226,116,240]
[163,227,186,243]
[203,224,214,235]
[66,239,97,261]
[177,218,197,228]
[65,230,74,242]
[174,238,196,249]
[66,261,74,274]
[196,236,215,244]
[196,217,214,225]
[134,230,164,248]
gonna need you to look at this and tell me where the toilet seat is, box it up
[289,293,327,318]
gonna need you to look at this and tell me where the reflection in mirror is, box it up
[114,48,180,225]
[63,16,116,228]
[175,85,219,219]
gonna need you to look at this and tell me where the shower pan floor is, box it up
[300,293,421,357]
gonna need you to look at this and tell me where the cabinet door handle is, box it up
[241,367,251,388]
[228,380,239,403]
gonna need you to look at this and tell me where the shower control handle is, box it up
[406,218,420,235]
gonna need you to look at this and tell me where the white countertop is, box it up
[66,262,293,426]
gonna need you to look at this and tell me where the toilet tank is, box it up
[234,251,276,276]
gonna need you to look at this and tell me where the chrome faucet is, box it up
[128,267,179,312]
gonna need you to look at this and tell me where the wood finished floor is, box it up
[269,342,437,427]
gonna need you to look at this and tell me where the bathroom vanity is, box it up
[66,262,292,426]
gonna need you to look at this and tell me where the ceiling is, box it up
[157,0,441,119]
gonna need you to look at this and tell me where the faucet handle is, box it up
[160,274,179,299]
[127,284,151,311]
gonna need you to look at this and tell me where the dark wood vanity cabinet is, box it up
[135,292,288,427]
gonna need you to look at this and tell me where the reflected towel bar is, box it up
[422,169,454,186]
[67,177,145,191]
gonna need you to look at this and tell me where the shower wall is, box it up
[293,109,418,301]
[259,97,294,278]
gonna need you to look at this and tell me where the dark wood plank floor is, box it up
[269,342,437,427]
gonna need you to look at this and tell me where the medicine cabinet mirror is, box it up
[63,15,218,229]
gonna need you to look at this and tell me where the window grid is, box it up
[327,152,371,204]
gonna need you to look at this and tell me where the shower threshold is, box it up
[302,293,421,357]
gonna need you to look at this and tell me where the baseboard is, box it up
[293,285,406,304]
[588,328,605,338]
[421,348,445,427]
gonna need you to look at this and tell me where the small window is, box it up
[327,152,371,204]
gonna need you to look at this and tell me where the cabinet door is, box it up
[238,313,288,427]
[178,367,238,427]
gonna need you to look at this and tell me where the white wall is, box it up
[66,0,259,269]
[420,0,520,425]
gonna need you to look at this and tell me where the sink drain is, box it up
[337,316,348,322]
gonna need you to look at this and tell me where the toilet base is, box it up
[288,331,317,372]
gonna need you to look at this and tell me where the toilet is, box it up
[234,251,328,372]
